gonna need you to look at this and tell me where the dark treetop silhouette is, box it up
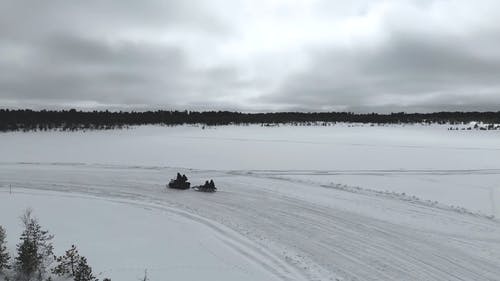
[1,109,500,132]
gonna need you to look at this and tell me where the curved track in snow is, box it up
[1,163,500,281]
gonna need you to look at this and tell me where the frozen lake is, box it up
[1,124,500,281]
[1,124,499,216]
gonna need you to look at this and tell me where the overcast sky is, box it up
[1,0,500,112]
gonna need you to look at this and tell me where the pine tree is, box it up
[15,209,54,281]
[74,257,97,281]
[52,245,80,277]
[15,231,38,281]
[0,225,11,274]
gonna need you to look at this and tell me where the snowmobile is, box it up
[192,180,217,193]
[167,173,191,190]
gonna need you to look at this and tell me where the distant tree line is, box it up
[1,109,500,132]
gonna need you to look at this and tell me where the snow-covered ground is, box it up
[1,124,500,280]
[0,189,288,281]
[1,124,499,215]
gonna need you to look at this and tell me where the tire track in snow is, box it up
[0,184,308,281]
[492,187,500,218]
[230,169,498,220]
[3,162,500,176]
[236,169,500,176]
[2,163,500,280]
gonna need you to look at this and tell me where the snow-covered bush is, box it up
[53,245,80,277]
[73,257,96,281]
[53,245,98,281]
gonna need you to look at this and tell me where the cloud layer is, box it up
[1,0,500,112]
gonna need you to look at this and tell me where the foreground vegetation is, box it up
[0,209,108,281]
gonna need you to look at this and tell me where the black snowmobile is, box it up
[167,173,191,190]
[193,179,217,193]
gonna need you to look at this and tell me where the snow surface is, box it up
[1,124,499,215]
[0,190,286,281]
[1,124,500,280]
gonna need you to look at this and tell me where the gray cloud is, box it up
[0,33,252,108]
[267,24,500,112]
[1,0,500,112]
[0,0,228,40]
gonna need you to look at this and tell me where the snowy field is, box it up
[1,124,500,280]
[0,190,287,281]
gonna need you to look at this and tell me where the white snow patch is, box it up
[0,190,287,281]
